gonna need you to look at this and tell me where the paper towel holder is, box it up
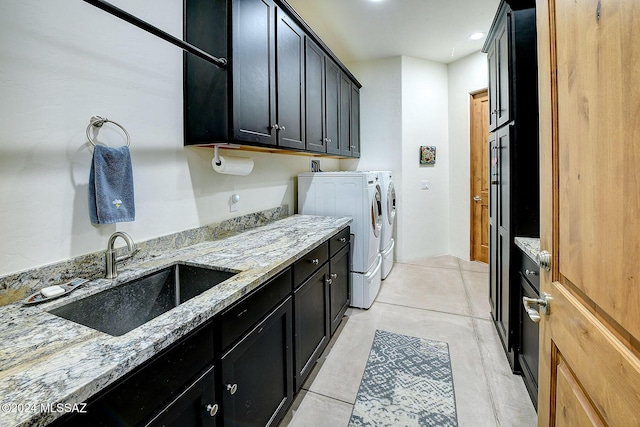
[213,144,241,166]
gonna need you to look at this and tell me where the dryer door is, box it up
[371,185,383,237]
[387,182,396,226]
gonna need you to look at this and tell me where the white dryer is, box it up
[370,171,396,279]
[298,172,383,309]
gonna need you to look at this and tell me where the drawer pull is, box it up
[525,269,537,276]
[339,237,347,243]
[206,403,219,417]
[310,258,319,265]
[236,308,248,318]
[226,383,238,395]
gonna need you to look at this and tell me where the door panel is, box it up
[304,39,325,153]
[536,0,640,425]
[232,0,276,145]
[276,10,305,150]
[470,90,489,263]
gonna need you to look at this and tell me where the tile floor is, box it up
[279,255,537,427]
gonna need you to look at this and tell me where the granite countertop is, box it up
[0,215,351,427]
[515,237,540,263]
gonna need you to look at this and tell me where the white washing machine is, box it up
[370,171,396,279]
[298,172,383,309]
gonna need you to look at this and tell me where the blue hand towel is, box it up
[89,144,135,224]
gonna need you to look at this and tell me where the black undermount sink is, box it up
[49,264,236,336]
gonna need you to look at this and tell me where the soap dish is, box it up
[23,278,89,305]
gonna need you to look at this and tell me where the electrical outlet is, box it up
[310,159,320,172]
[230,194,240,212]
[421,180,430,190]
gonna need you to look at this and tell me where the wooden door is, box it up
[536,1,640,425]
[470,89,489,263]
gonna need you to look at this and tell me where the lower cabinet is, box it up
[329,244,349,335]
[145,366,217,427]
[220,298,293,427]
[51,228,351,427]
[293,264,330,391]
[50,322,218,427]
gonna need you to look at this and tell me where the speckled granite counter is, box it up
[0,214,351,427]
[515,237,540,263]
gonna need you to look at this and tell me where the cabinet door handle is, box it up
[310,258,319,265]
[271,124,279,130]
[350,145,356,149]
[279,125,285,131]
[325,278,333,285]
[339,237,347,243]
[206,403,219,417]
[226,383,238,395]
[525,269,537,276]
[330,273,337,279]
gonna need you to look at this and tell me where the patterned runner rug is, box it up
[349,330,458,427]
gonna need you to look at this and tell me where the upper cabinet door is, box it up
[350,86,361,158]
[339,73,352,157]
[276,9,305,150]
[305,38,326,153]
[232,0,277,145]
[496,20,510,129]
[325,58,341,155]
[486,12,510,131]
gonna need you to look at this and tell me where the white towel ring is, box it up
[86,116,131,148]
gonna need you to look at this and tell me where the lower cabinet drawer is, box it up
[329,227,350,257]
[293,242,329,286]
[520,251,540,291]
[220,267,292,351]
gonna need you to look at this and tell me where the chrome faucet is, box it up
[105,232,138,279]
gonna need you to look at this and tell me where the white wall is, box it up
[447,52,488,260]
[0,0,338,276]
[342,56,450,262]
[399,57,450,261]
[342,57,402,174]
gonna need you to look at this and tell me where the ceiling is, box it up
[286,0,501,65]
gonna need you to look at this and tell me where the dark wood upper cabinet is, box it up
[184,0,362,157]
[232,0,277,145]
[325,58,341,155]
[339,73,352,157]
[276,9,306,150]
[350,85,361,158]
[304,38,326,153]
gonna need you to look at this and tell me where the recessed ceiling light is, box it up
[468,32,485,40]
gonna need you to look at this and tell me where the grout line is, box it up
[303,389,354,407]
[457,258,501,426]
[375,298,492,322]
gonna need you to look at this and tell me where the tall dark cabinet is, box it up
[483,0,539,374]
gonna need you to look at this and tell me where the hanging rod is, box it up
[83,0,227,68]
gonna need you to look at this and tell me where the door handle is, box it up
[538,250,551,271]
[226,383,238,395]
[473,196,481,202]
[522,292,551,323]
